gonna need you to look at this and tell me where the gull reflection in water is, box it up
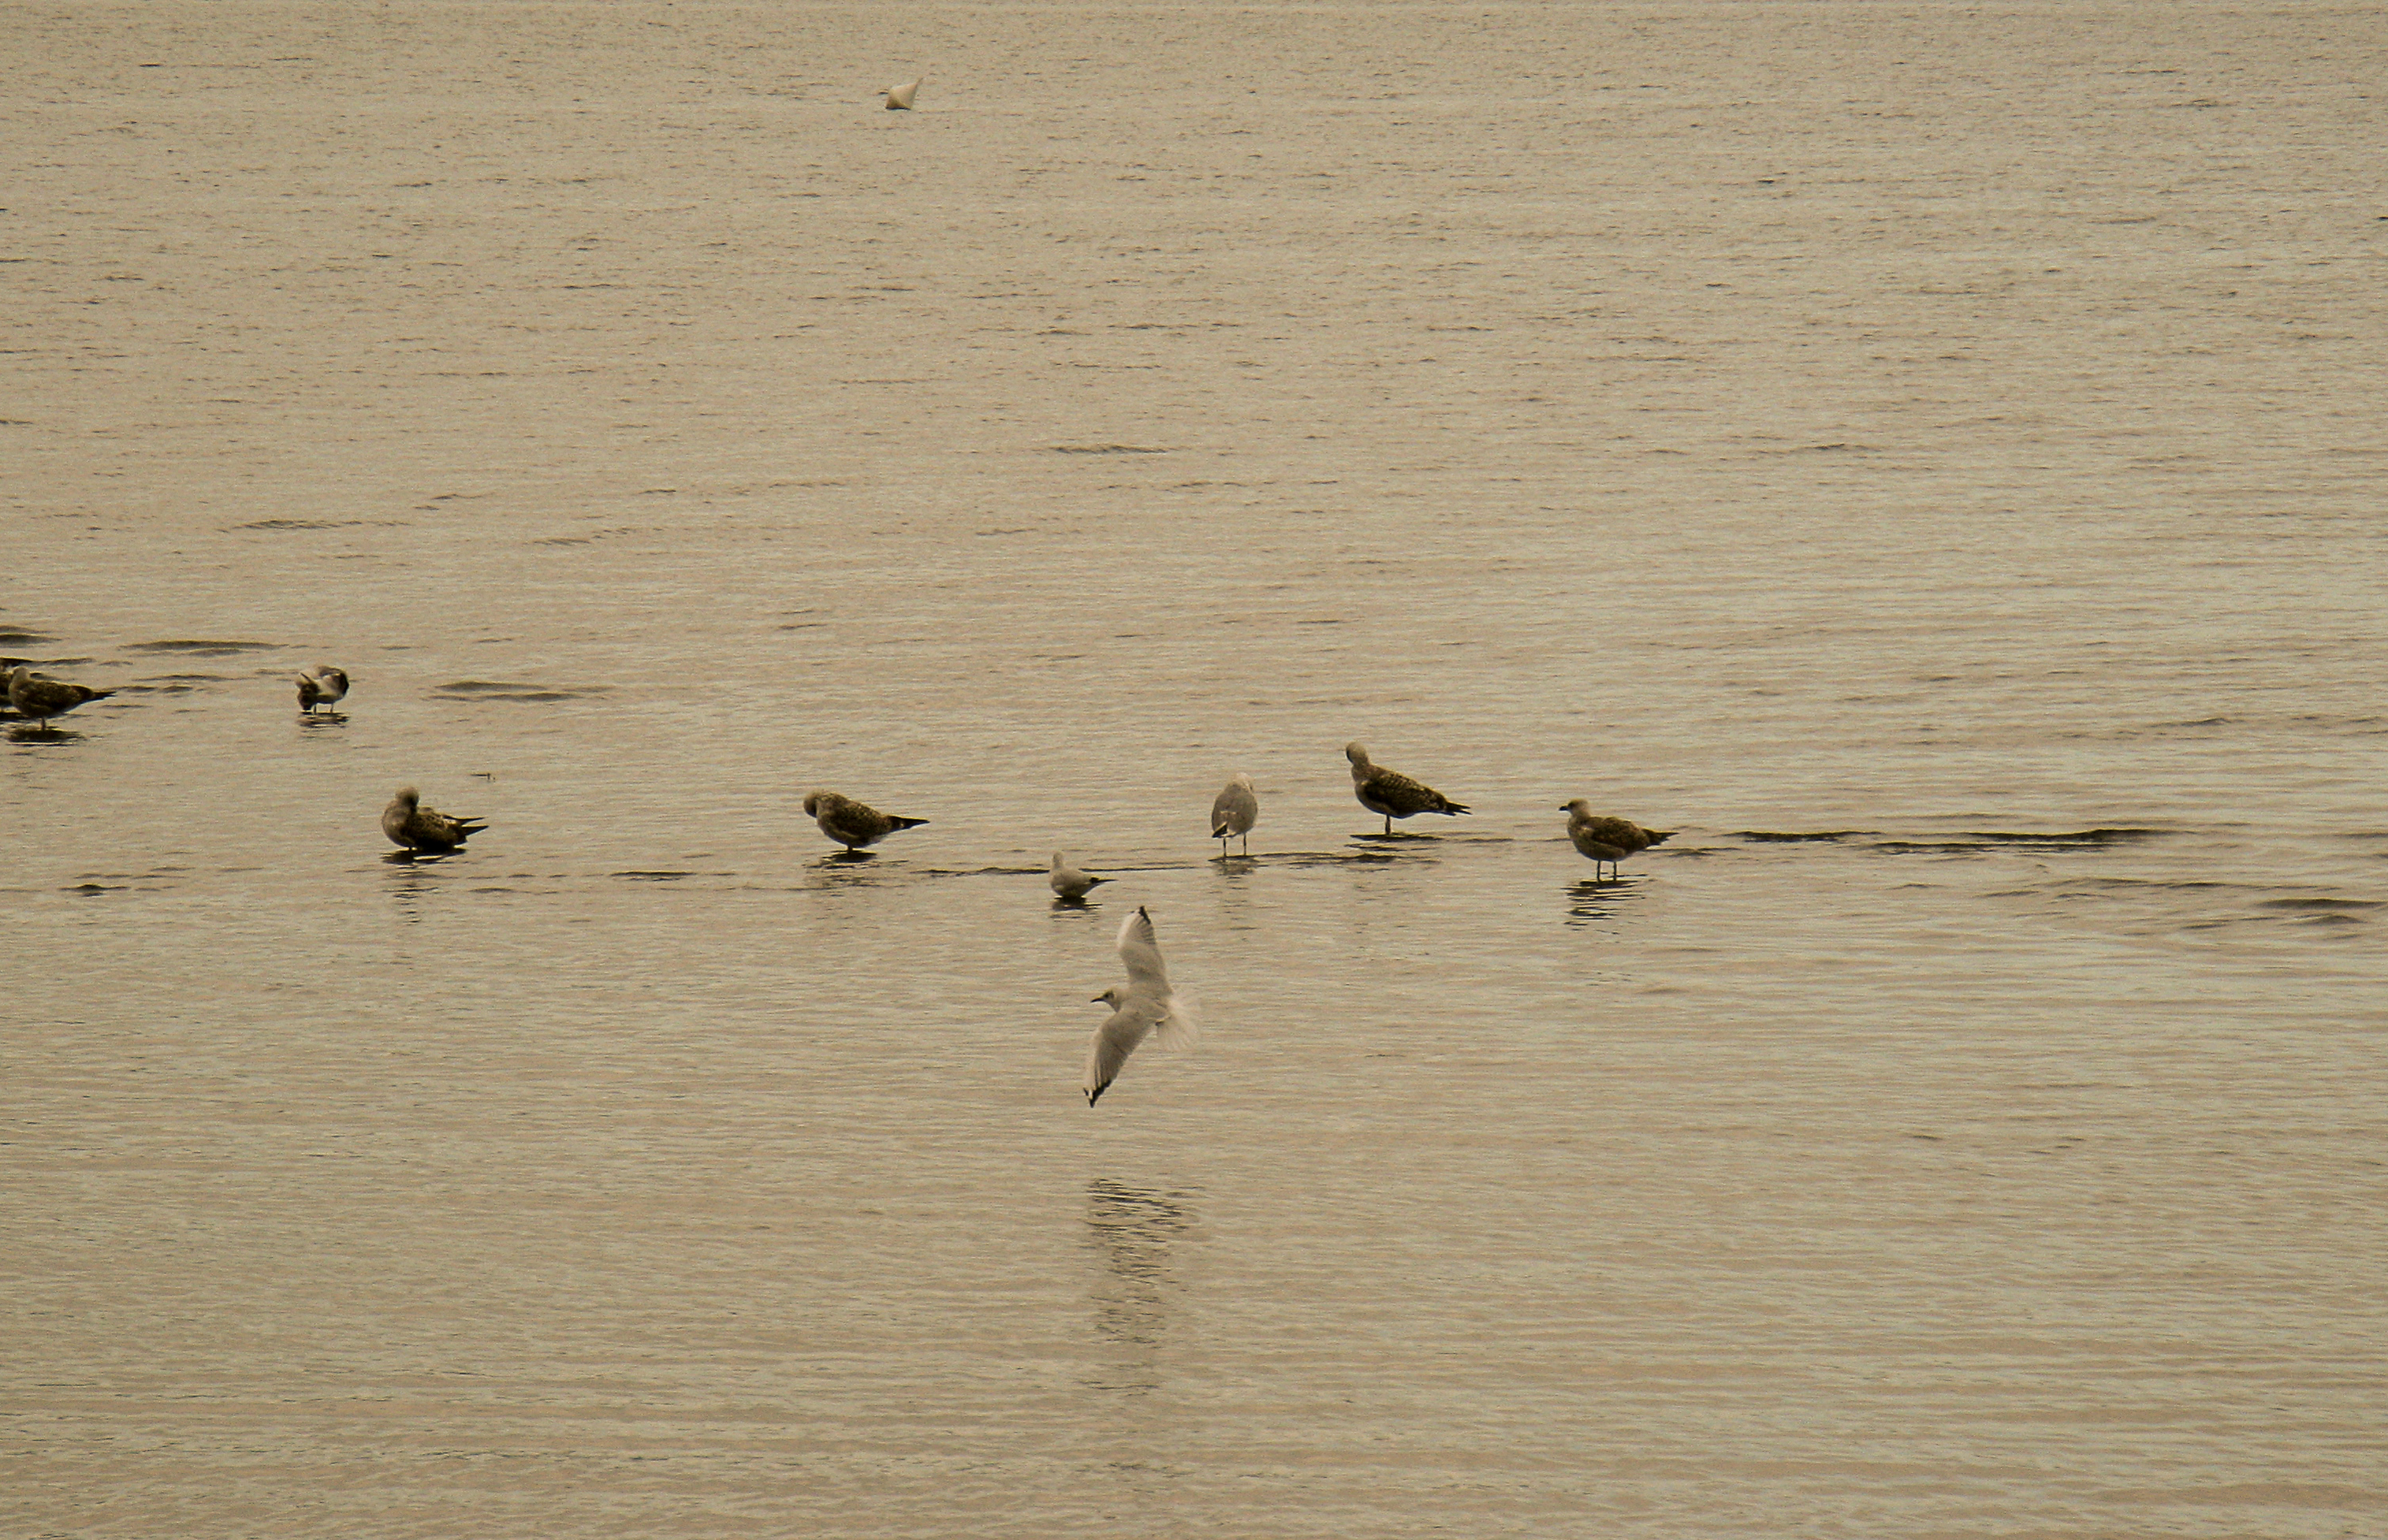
[1565,876,1647,928]
[384,850,463,921]
[1083,1179,1200,1391]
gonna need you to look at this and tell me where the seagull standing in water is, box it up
[296,665,349,714]
[1345,742,1470,835]
[1209,772,1259,855]
[1049,852,1111,901]
[6,665,114,731]
[1083,906,1198,1106]
[1563,800,1674,881]
[803,790,926,854]
[382,786,487,852]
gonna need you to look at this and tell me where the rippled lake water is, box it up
[6,2,2386,1534]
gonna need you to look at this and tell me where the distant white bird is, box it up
[1083,906,1198,1106]
[6,664,114,731]
[1346,742,1470,835]
[879,75,922,110]
[382,786,487,852]
[1562,799,1674,882]
[803,789,927,853]
[1050,851,1111,901]
[1210,772,1258,855]
[296,665,349,714]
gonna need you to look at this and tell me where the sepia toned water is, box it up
[6,2,2386,1534]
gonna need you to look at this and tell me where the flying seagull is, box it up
[1563,800,1674,881]
[1084,906,1198,1106]
[1345,742,1470,835]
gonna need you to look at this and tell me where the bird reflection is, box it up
[806,851,889,889]
[384,853,460,921]
[1083,1179,1199,1389]
[1564,876,1645,927]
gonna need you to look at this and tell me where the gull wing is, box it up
[1084,999,1163,1105]
[1115,906,1172,993]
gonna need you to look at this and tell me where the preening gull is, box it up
[1050,851,1111,901]
[880,76,922,110]
[382,786,487,852]
[1345,742,1470,835]
[1210,772,1258,855]
[803,789,926,853]
[6,665,114,730]
[1084,906,1198,1107]
[296,665,350,714]
[1563,800,1673,881]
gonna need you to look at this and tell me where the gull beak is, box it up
[1090,993,1108,1004]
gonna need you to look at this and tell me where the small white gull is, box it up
[1084,906,1198,1106]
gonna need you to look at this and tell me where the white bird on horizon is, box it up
[1083,906,1198,1106]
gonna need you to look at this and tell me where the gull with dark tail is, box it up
[382,786,487,852]
[803,790,926,854]
[1209,772,1258,855]
[1049,852,1111,901]
[1083,906,1198,1106]
[1563,800,1673,881]
[6,665,114,731]
[296,665,349,714]
[1345,742,1469,835]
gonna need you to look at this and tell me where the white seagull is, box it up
[1049,851,1111,901]
[1083,906,1198,1106]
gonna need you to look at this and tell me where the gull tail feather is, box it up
[1152,991,1201,1051]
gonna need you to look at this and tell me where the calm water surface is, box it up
[6,2,2386,1535]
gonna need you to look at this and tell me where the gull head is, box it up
[392,786,421,809]
[1562,799,1593,814]
[802,791,826,816]
[1344,742,1370,767]
[1092,986,1125,1007]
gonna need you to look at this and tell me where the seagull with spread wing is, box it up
[1083,906,1198,1106]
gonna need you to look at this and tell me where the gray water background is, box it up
[6,2,2386,1534]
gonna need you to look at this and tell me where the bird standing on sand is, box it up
[296,665,349,714]
[1049,852,1111,901]
[879,76,922,110]
[1345,742,1470,835]
[803,790,926,853]
[1563,800,1673,881]
[382,786,487,852]
[6,665,114,731]
[1084,906,1198,1106]
[1209,772,1259,855]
